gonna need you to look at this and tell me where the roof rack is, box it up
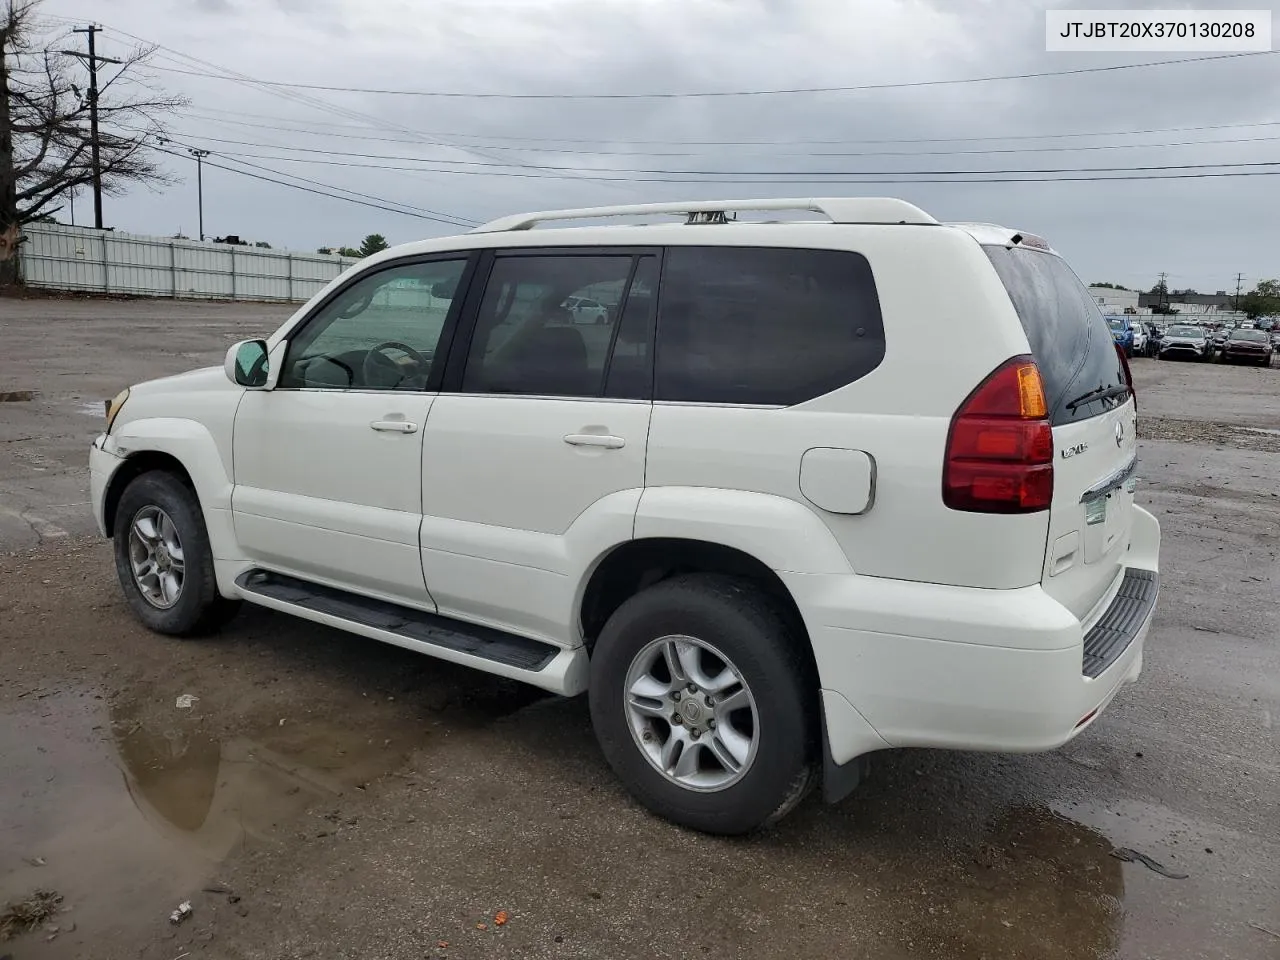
[470,197,938,233]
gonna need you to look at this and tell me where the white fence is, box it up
[18,222,360,302]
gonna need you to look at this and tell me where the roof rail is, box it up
[470,197,938,233]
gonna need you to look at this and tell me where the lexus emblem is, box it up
[1115,421,1125,447]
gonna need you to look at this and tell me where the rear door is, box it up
[984,245,1137,621]
[419,249,658,644]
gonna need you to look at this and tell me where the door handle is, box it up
[370,420,418,433]
[563,433,625,449]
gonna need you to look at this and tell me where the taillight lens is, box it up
[943,355,1054,513]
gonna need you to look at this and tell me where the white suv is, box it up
[90,198,1160,835]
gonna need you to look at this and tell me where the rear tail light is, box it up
[1115,343,1136,411]
[943,355,1054,513]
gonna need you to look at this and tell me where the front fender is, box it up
[634,487,854,575]
[110,418,234,510]
[102,418,242,567]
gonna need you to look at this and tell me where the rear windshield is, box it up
[983,245,1128,425]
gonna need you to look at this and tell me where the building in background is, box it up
[1089,286,1140,314]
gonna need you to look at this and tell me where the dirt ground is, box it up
[1,298,1278,960]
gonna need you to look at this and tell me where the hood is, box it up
[130,365,230,397]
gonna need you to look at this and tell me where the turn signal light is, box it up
[943,356,1054,513]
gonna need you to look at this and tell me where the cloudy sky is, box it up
[37,0,1280,292]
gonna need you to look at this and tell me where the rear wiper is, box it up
[1065,384,1131,411]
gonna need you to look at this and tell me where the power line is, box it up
[100,33,629,191]
[144,143,1280,184]
[149,144,477,226]
[127,139,1280,179]
[176,105,1280,148]
[139,50,1278,99]
[160,126,1280,161]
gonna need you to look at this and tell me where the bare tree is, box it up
[0,0,186,286]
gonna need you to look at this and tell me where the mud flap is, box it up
[821,711,874,804]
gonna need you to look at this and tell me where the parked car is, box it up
[1130,321,1148,357]
[1142,322,1162,357]
[563,295,609,325]
[89,198,1160,835]
[1218,328,1274,366]
[1159,323,1212,361]
[1106,316,1136,357]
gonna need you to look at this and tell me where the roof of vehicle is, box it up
[360,200,1068,275]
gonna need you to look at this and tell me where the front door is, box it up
[420,251,658,644]
[232,255,473,606]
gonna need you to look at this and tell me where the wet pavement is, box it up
[1,301,1278,958]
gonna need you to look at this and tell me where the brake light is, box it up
[1115,343,1136,411]
[943,355,1054,513]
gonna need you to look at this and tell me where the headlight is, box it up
[104,388,130,433]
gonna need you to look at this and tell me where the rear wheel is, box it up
[112,471,241,636]
[589,574,816,835]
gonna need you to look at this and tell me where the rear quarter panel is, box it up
[643,225,1049,588]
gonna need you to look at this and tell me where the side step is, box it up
[235,569,575,685]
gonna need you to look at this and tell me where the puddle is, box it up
[890,804,1126,959]
[0,688,419,956]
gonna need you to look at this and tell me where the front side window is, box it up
[654,246,885,405]
[462,254,637,397]
[281,259,467,390]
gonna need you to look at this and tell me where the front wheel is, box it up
[112,471,241,636]
[589,575,816,835]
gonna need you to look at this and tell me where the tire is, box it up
[112,470,241,636]
[589,574,817,835]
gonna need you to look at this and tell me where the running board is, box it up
[234,569,587,696]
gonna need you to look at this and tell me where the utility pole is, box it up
[189,149,209,240]
[1156,272,1168,313]
[1234,272,1244,310]
[66,25,121,230]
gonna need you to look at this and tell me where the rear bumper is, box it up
[786,506,1161,775]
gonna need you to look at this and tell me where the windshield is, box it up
[1233,330,1268,342]
[1107,318,1125,331]
[1167,325,1201,337]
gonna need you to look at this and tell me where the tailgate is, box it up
[982,242,1140,622]
[1043,397,1138,619]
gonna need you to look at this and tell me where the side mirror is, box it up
[225,339,270,388]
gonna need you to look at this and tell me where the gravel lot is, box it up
[1,297,1278,959]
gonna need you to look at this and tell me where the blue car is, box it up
[1106,316,1135,357]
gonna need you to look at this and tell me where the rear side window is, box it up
[654,247,885,405]
[984,246,1127,425]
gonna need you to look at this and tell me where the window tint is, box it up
[462,255,635,397]
[604,255,658,399]
[654,247,885,405]
[1232,329,1267,342]
[983,246,1127,425]
[281,259,466,390]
